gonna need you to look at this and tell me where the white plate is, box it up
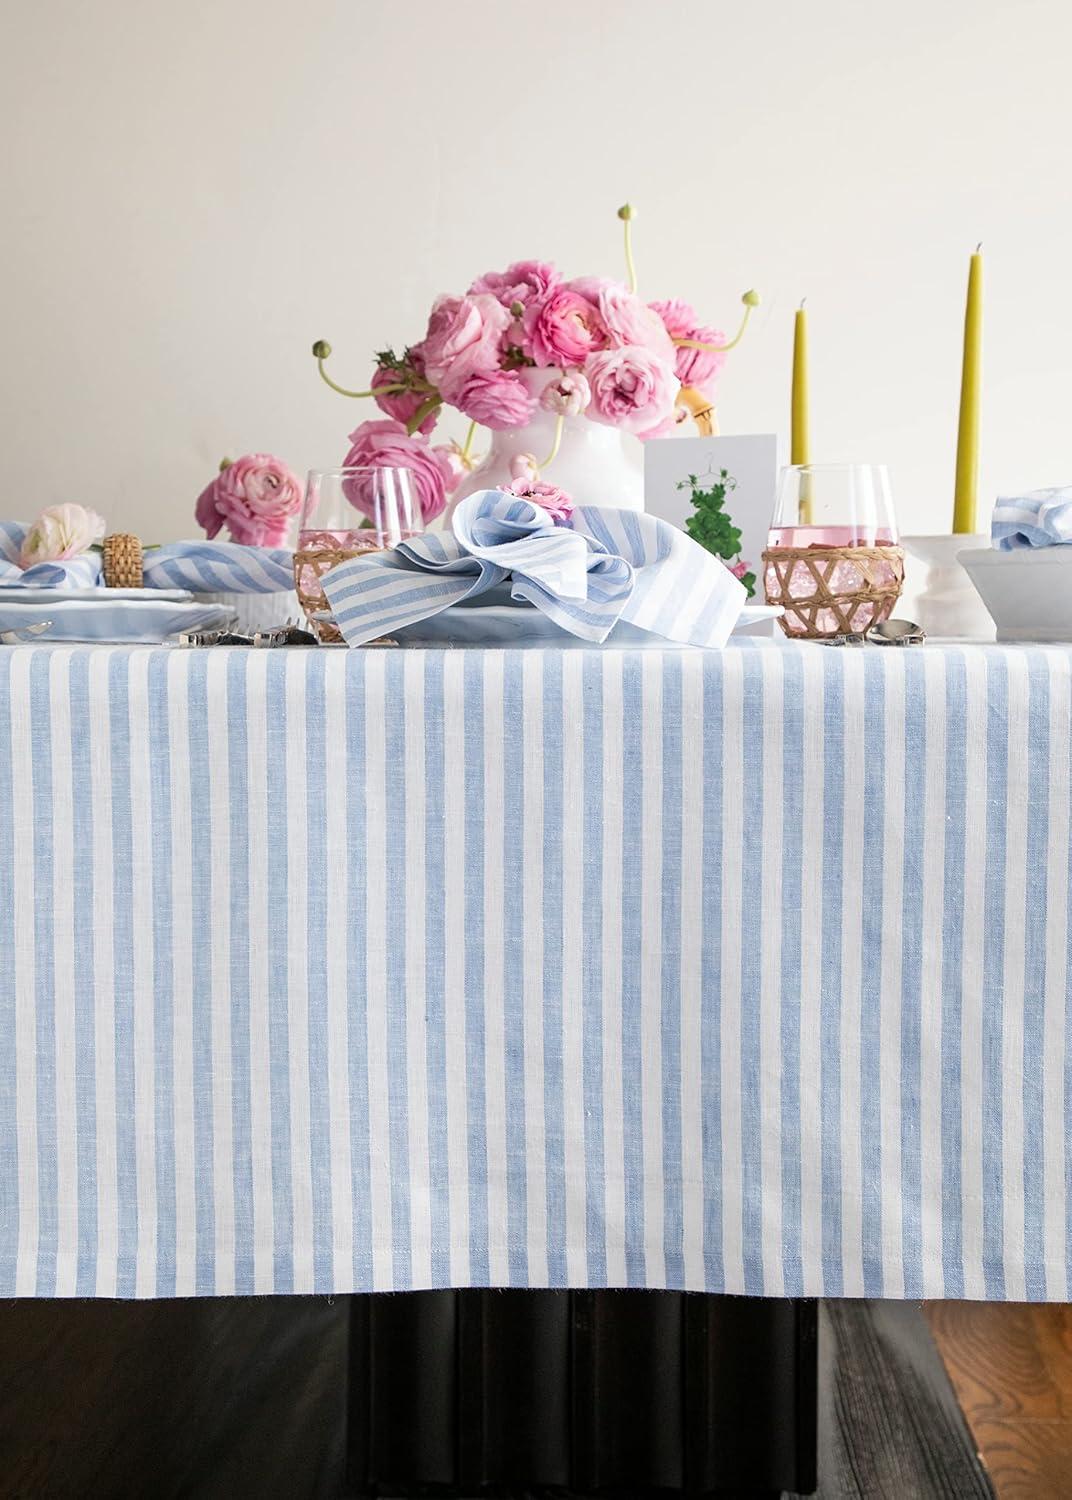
[0,585,194,604]
[389,596,783,648]
[0,597,236,643]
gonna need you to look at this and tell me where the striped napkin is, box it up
[0,523,295,593]
[992,487,1072,550]
[321,489,746,648]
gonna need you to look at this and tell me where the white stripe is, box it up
[49,651,78,1295]
[1044,652,1070,1299]
[11,651,37,1295]
[679,653,705,1288]
[244,652,273,1294]
[561,652,588,1283]
[796,647,825,1293]
[284,651,314,1292]
[89,649,117,1297]
[838,652,866,1296]
[207,653,235,1295]
[404,651,431,1287]
[959,648,988,1298]
[442,652,470,1283]
[521,653,548,1284]
[167,653,197,1296]
[363,653,393,1289]
[758,647,785,1296]
[640,652,665,1282]
[324,655,353,1289]
[919,651,947,1293]
[878,655,905,1299]
[1001,652,1030,1299]
[481,652,508,1285]
[128,650,157,1298]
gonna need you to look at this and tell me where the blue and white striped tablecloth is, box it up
[0,641,1069,1301]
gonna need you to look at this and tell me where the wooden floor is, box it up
[926,1302,1072,1498]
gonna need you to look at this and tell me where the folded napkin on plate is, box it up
[991,487,1072,550]
[321,489,746,648]
[0,524,295,593]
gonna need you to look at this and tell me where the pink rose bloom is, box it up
[506,476,575,524]
[650,298,727,389]
[441,365,536,430]
[414,292,510,388]
[730,558,751,581]
[593,284,676,360]
[522,281,607,367]
[342,418,456,525]
[583,345,678,436]
[19,502,106,567]
[371,362,437,435]
[196,454,302,547]
[468,260,560,311]
[540,370,591,417]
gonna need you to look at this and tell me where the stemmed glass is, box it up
[294,467,418,640]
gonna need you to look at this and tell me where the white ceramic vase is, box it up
[445,373,644,521]
[899,534,995,641]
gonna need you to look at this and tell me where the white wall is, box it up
[1,0,1069,541]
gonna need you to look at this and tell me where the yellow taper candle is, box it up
[791,301,810,466]
[953,246,983,534]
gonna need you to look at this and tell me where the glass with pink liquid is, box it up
[764,464,903,638]
[294,467,418,640]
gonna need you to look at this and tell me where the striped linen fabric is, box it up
[992,487,1072,549]
[321,492,746,648]
[0,640,1069,1301]
[0,527,294,593]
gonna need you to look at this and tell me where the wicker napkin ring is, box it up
[102,533,144,589]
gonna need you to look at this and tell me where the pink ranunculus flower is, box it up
[468,259,560,312]
[573,279,676,362]
[583,345,679,436]
[414,292,510,388]
[442,365,537,430]
[19,502,106,568]
[342,418,456,525]
[649,298,727,389]
[195,454,303,547]
[506,476,575,524]
[539,369,591,417]
[522,281,607,368]
[371,362,437,435]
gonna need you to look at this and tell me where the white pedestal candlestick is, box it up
[900,534,995,640]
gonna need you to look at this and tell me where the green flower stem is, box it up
[673,292,759,354]
[461,420,478,463]
[536,413,564,470]
[315,356,409,400]
[406,394,442,435]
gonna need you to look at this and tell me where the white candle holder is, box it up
[899,534,995,641]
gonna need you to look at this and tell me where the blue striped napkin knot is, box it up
[0,523,295,593]
[320,489,746,647]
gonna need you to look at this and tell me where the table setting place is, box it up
[5,194,1072,1500]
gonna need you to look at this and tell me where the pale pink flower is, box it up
[342,418,456,525]
[509,453,540,484]
[371,361,437,435]
[649,298,727,389]
[576,280,676,360]
[539,370,591,417]
[730,558,751,581]
[522,282,607,367]
[195,455,302,547]
[414,293,509,388]
[468,260,560,311]
[583,345,678,436]
[19,502,106,568]
[506,476,575,524]
[438,365,536,430]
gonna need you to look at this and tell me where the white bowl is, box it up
[959,547,1072,641]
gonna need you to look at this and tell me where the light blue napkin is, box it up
[0,523,295,592]
[991,487,1072,550]
[321,489,746,648]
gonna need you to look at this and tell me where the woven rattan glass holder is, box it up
[762,544,905,639]
[293,544,387,644]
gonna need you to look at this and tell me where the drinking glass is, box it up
[763,463,904,638]
[294,467,418,640]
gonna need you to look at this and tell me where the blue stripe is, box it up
[542,652,567,1285]
[185,654,216,1293]
[739,650,765,1294]
[147,655,177,1296]
[820,651,845,1296]
[982,653,1009,1299]
[502,654,529,1283]
[108,654,138,1297]
[225,653,254,1294]
[660,656,684,1286]
[1023,656,1049,1297]
[582,653,607,1285]
[264,660,293,1293]
[620,654,646,1283]
[0,654,16,1294]
[860,652,886,1297]
[940,651,967,1296]
[900,654,926,1298]
[423,656,451,1284]
[304,650,334,1290]
[779,648,805,1295]
[463,653,489,1283]
[384,653,412,1289]
[344,654,373,1285]
[69,653,98,1296]
[30,653,57,1296]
